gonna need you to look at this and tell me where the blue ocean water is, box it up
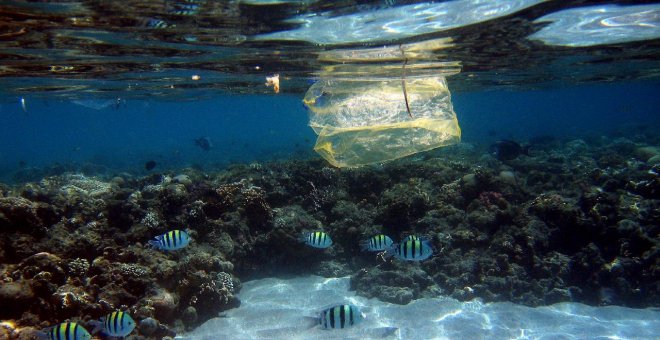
[0,95,316,181]
[2,81,658,182]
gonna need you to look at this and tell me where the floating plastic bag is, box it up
[303,76,461,168]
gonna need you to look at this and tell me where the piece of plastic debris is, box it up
[265,74,280,93]
[303,76,461,168]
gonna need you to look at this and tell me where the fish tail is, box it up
[303,316,318,329]
[34,330,48,340]
[148,238,162,249]
[359,241,370,251]
[88,320,103,335]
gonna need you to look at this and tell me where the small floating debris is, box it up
[72,99,116,110]
[20,97,27,113]
[265,74,280,93]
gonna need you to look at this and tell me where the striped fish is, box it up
[318,304,364,330]
[149,230,190,250]
[401,234,420,243]
[361,234,394,252]
[389,238,433,261]
[42,322,91,340]
[301,231,333,249]
[91,311,136,337]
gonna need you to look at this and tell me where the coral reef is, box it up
[0,133,658,338]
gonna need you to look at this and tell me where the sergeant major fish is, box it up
[149,230,190,250]
[90,311,136,337]
[401,234,420,243]
[387,238,433,261]
[37,322,91,340]
[301,231,332,249]
[318,304,364,330]
[361,234,393,252]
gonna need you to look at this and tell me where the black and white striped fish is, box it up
[361,234,393,252]
[318,304,364,330]
[301,231,333,249]
[90,311,136,337]
[38,322,91,340]
[388,238,433,261]
[149,230,190,250]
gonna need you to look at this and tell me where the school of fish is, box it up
[43,226,431,338]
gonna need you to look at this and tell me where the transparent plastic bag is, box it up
[303,76,461,168]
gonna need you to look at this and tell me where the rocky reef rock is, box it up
[0,134,658,338]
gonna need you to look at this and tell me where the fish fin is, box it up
[410,236,430,243]
[147,237,162,249]
[359,241,370,251]
[315,303,339,312]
